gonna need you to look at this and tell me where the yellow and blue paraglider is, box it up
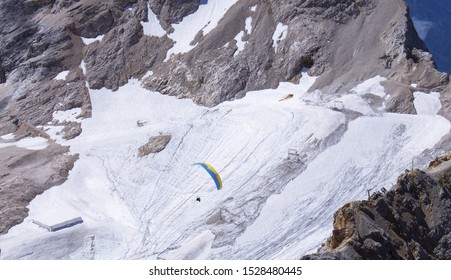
[193,162,222,190]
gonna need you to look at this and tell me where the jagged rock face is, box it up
[150,0,200,31]
[144,0,280,105]
[84,16,173,91]
[303,156,451,259]
[1,0,66,84]
[272,0,373,24]
[142,0,444,107]
[1,0,83,133]
[67,0,135,38]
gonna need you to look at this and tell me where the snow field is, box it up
[2,68,449,259]
[327,94,374,115]
[0,73,342,259]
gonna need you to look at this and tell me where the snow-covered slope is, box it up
[0,0,450,260]
[0,71,448,259]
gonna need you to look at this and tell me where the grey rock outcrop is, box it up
[84,15,173,91]
[0,143,78,235]
[144,0,281,105]
[1,0,87,134]
[138,134,172,157]
[150,0,201,32]
[61,122,82,140]
[67,0,132,38]
[303,155,451,260]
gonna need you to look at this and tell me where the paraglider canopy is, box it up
[193,162,222,190]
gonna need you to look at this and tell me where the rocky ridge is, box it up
[303,155,451,259]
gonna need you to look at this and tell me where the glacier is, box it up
[0,72,449,259]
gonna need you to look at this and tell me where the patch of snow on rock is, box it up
[166,0,238,59]
[53,108,83,123]
[272,23,288,52]
[234,31,245,56]
[351,75,387,98]
[54,71,69,81]
[80,60,86,75]
[0,137,48,150]
[0,133,15,140]
[141,3,166,37]
[245,16,253,34]
[413,91,441,115]
[81,35,104,45]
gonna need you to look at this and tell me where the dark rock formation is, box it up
[138,134,172,157]
[67,0,130,38]
[61,122,82,140]
[1,1,84,134]
[84,15,173,91]
[0,0,150,135]
[150,0,200,32]
[303,155,451,260]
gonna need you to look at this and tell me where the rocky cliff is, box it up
[0,0,450,250]
[2,0,449,132]
[303,154,451,259]
[143,0,449,107]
